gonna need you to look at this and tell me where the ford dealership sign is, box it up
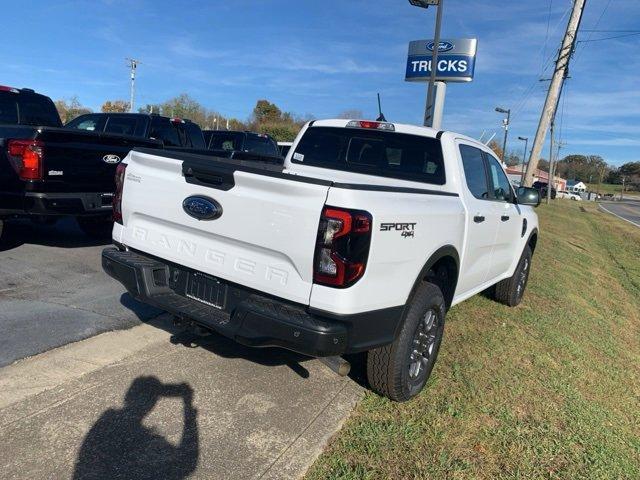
[405,38,477,83]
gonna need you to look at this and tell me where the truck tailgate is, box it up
[117,149,331,305]
[36,128,160,192]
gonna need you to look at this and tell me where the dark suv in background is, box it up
[532,181,557,200]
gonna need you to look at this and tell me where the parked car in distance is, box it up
[0,86,161,241]
[278,141,293,157]
[67,113,207,149]
[557,190,582,201]
[203,130,280,157]
[532,181,557,200]
[103,118,540,402]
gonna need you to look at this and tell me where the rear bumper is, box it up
[102,247,404,357]
[0,191,113,216]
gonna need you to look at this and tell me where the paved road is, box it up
[599,199,640,228]
[0,218,161,367]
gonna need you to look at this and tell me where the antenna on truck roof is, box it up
[376,93,387,122]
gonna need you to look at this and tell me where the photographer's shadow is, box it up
[73,376,199,480]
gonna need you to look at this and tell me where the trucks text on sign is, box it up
[405,38,477,83]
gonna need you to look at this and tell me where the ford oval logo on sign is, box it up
[182,196,222,221]
[102,154,121,164]
[427,41,454,52]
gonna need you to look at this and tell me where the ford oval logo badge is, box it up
[103,154,121,164]
[427,41,454,53]
[182,196,222,221]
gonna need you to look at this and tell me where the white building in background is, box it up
[566,180,587,192]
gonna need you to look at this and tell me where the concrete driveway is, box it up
[0,217,363,479]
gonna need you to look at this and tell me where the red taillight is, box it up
[6,140,44,180]
[314,206,372,288]
[345,120,395,131]
[113,163,127,224]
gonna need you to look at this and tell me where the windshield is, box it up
[291,126,445,185]
[206,132,243,151]
[0,92,62,127]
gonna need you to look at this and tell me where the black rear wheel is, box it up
[367,282,446,402]
[494,245,532,307]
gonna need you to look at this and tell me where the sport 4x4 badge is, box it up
[380,222,416,238]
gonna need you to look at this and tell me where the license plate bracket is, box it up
[185,272,227,309]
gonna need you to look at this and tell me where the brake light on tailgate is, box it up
[113,163,127,224]
[314,206,372,288]
[6,140,44,180]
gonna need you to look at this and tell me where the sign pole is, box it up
[431,81,446,129]
[424,0,443,127]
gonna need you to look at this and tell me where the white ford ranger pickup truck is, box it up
[102,119,540,401]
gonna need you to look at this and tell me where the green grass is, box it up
[306,201,640,480]
[587,183,637,195]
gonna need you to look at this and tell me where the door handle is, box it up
[474,215,485,223]
[501,215,510,222]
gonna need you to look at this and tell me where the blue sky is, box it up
[2,0,638,165]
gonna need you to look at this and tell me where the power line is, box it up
[574,0,613,61]
[542,0,553,74]
[578,31,640,43]
[582,29,640,32]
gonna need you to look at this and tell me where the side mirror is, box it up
[516,187,541,207]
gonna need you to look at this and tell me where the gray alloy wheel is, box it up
[367,282,446,402]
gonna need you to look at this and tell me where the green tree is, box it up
[54,96,92,123]
[160,94,207,125]
[138,103,163,114]
[252,100,282,124]
[101,100,130,113]
[258,123,300,142]
[488,140,503,161]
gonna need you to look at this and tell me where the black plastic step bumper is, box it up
[0,191,114,216]
[102,248,359,357]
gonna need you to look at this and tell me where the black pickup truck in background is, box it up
[68,114,283,164]
[66,112,207,150]
[203,130,282,159]
[0,87,161,240]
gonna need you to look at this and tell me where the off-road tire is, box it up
[494,245,532,307]
[77,216,113,239]
[366,282,446,402]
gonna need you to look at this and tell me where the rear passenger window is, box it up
[183,123,206,149]
[104,116,140,136]
[149,120,181,147]
[460,145,489,200]
[244,135,278,156]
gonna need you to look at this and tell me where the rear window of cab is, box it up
[291,126,445,185]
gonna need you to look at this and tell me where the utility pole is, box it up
[523,0,586,186]
[423,0,443,127]
[518,136,529,185]
[126,58,141,113]
[620,176,626,201]
[547,120,554,204]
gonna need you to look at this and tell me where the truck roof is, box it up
[85,112,197,123]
